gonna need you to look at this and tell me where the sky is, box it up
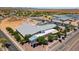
[0,0,79,8]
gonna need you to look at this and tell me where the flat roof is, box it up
[66,14,79,19]
[54,15,72,21]
[29,29,58,41]
[16,23,56,36]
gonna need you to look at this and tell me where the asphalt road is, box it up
[49,30,79,51]
[60,32,79,51]
[0,30,19,51]
[69,40,79,51]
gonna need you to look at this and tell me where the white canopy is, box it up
[29,29,58,41]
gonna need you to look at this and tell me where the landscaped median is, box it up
[0,28,24,51]
[0,38,9,51]
[6,27,31,45]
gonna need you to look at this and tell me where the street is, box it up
[48,29,79,51]
[59,32,79,51]
[69,40,79,51]
[0,30,19,51]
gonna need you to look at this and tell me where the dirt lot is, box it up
[0,17,38,30]
[0,17,47,51]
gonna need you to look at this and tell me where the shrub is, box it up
[48,34,53,42]
[63,30,67,37]
[54,26,60,31]
[24,34,32,42]
[48,34,58,42]
[65,25,71,32]
[6,27,14,34]
[14,34,21,42]
[12,31,18,35]
[6,27,21,42]
[20,39,26,45]
[37,36,47,45]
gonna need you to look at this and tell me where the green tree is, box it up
[54,25,60,31]
[0,38,8,48]
[48,34,53,42]
[48,34,58,42]
[56,32,62,38]
[24,34,32,42]
[62,29,67,38]
[12,31,18,35]
[65,25,71,32]
[37,36,47,45]
[6,27,14,34]
[14,34,21,42]
[20,39,26,45]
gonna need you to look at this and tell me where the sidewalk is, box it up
[0,29,24,51]
[48,29,79,51]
